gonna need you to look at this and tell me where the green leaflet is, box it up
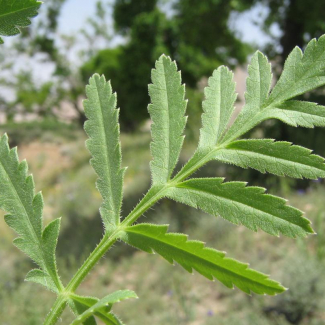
[167,178,313,238]
[221,51,271,143]
[0,0,42,44]
[0,134,62,292]
[69,296,125,325]
[69,291,137,325]
[198,66,237,148]
[119,224,286,295]
[148,55,187,185]
[25,269,59,294]
[215,139,325,179]
[266,35,325,106]
[68,297,99,325]
[84,74,125,231]
[266,100,325,128]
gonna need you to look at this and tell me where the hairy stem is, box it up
[43,294,68,325]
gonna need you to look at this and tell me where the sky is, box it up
[58,0,99,33]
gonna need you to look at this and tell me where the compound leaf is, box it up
[198,66,237,148]
[0,134,62,292]
[84,74,125,231]
[0,0,42,44]
[215,139,325,179]
[119,223,285,295]
[148,55,187,185]
[167,178,313,238]
[70,291,137,325]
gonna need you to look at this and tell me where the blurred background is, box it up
[1,0,325,324]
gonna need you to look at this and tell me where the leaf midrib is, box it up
[0,159,40,250]
[270,105,325,118]
[221,44,325,145]
[70,295,116,325]
[0,157,61,289]
[161,59,172,181]
[267,45,325,106]
[218,144,325,174]
[213,71,222,142]
[94,78,118,225]
[175,183,303,230]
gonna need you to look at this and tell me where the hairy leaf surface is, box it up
[70,296,124,325]
[221,37,325,143]
[69,297,99,325]
[84,74,125,230]
[198,66,236,148]
[266,35,325,106]
[215,139,325,179]
[25,269,59,293]
[148,55,187,185]
[0,134,62,291]
[0,0,42,44]
[167,178,313,237]
[221,51,271,143]
[70,291,137,325]
[120,224,286,295]
[266,100,325,128]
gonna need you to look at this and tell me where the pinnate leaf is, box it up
[84,74,125,231]
[0,0,42,44]
[119,223,286,295]
[0,134,62,292]
[167,178,313,238]
[148,55,187,185]
[215,139,325,179]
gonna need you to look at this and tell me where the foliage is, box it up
[259,0,325,60]
[113,0,157,35]
[70,290,138,325]
[1,33,325,323]
[120,223,284,295]
[84,75,125,230]
[0,0,42,44]
[0,133,63,293]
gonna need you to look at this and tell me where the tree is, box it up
[81,0,256,129]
